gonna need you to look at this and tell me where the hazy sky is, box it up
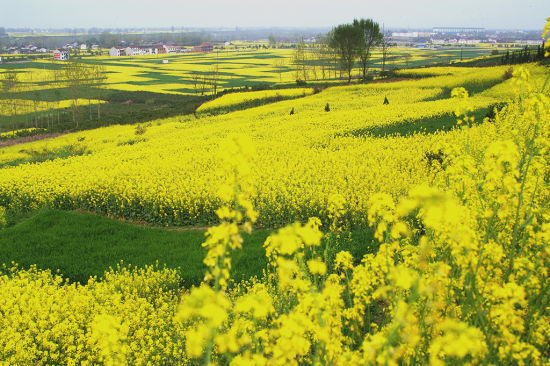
[1,0,548,30]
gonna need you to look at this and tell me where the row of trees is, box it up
[190,63,221,96]
[0,60,107,136]
[291,19,390,84]
[501,44,548,65]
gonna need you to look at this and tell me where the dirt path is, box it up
[0,132,68,148]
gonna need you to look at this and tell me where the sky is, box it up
[1,0,548,30]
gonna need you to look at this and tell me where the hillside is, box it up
[2,64,545,228]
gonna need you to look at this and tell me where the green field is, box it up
[0,209,377,286]
[0,45,524,135]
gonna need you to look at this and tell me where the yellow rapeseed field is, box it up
[0,64,545,227]
[196,88,313,115]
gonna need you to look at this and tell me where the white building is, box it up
[125,46,153,56]
[392,32,431,39]
[80,43,88,50]
[163,44,182,53]
[458,39,482,44]
[109,46,125,57]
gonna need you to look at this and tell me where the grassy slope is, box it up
[0,209,377,285]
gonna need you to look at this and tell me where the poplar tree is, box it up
[328,24,362,83]
[353,18,383,81]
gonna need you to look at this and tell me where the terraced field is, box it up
[1,64,543,227]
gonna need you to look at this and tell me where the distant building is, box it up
[433,27,484,34]
[80,43,88,50]
[64,42,78,49]
[153,45,166,54]
[109,46,125,57]
[91,44,100,50]
[53,49,69,61]
[126,46,152,56]
[163,44,182,53]
[194,42,213,53]
[458,39,482,44]
[392,32,431,39]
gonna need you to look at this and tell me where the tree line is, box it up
[0,60,107,137]
[500,43,548,65]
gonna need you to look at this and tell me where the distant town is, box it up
[0,26,545,62]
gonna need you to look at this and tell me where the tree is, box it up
[268,34,277,48]
[90,63,107,123]
[353,18,383,81]
[209,62,220,97]
[380,35,393,72]
[99,31,120,48]
[62,60,88,127]
[192,74,200,94]
[293,38,308,82]
[403,53,412,68]
[274,59,286,82]
[0,70,21,135]
[314,34,330,80]
[328,24,362,83]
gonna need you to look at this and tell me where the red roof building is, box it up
[53,49,69,60]
[194,42,213,53]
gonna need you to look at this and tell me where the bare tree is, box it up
[209,63,220,97]
[81,65,95,121]
[192,74,200,94]
[51,64,64,127]
[91,63,107,123]
[62,60,87,128]
[200,74,209,96]
[274,59,286,83]
[380,35,393,72]
[293,38,308,82]
[314,34,330,80]
[1,70,21,135]
[404,53,412,68]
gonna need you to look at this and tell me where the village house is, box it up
[126,46,153,56]
[80,43,88,50]
[109,46,125,57]
[153,45,166,54]
[53,49,69,61]
[163,44,182,53]
[194,42,213,53]
[64,42,78,49]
